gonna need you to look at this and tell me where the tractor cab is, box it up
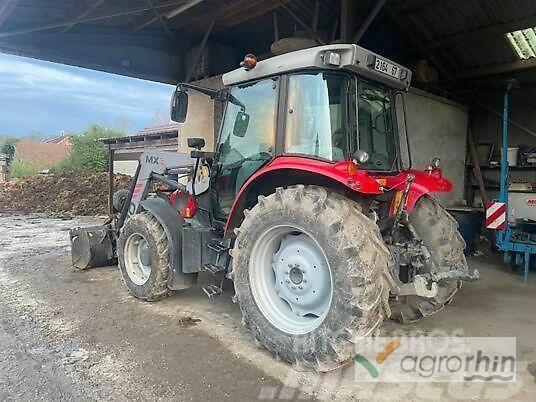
[172,45,421,227]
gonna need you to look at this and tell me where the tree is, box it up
[54,124,125,173]
[1,137,19,159]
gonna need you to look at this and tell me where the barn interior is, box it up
[1,1,536,397]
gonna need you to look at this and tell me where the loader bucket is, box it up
[70,226,116,269]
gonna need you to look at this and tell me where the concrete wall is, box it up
[406,88,469,207]
[178,76,224,153]
[114,160,138,177]
[469,87,536,193]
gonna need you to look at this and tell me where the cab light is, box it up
[241,54,257,70]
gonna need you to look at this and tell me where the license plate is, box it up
[374,57,401,79]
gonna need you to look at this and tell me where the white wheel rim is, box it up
[124,233,152,286]
[249,225,333,335]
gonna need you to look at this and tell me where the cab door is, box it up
[211,77,279,221]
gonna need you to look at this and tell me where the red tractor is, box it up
[71,44,478,372]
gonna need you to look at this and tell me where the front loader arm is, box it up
[127,150,195,217]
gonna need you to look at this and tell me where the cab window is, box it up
[213,78,278,219]
[284,72,349,161]
[357,80,398,171]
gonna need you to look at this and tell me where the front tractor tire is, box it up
[232,186,390,372]
[390,196,465,323]
[113,189,130,213]
[117,212,170,301]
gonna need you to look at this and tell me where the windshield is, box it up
[356,80,398,171]
[285,72,349,161]
[213,78,278,219]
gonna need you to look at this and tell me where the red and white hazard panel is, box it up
[486,202,506,230]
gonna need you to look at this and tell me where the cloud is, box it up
[0,52,174,136]
[0,54,89,86]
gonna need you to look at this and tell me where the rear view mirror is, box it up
[187,137,205,150]
[233,111,250,137]
[171,90,188,123]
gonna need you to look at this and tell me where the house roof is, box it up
[14,140,70,170]
[43,135,72,145]
[137,124,180,136]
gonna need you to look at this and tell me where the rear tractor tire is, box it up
[231,185,390,372]
[117,212,170,301]
[390,196,465,323]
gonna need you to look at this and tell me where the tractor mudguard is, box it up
[139,198,197,290]
[383,169,453,215]
[224,157,454,234]
[224,157,384,235]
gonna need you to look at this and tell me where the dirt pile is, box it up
[0,172,131,216]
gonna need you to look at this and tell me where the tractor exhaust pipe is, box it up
[69,226,116,269]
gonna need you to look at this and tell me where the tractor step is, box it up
[202,263,226,275]
[207,239,229,254]
[202,284,222,299]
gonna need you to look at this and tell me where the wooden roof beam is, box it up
[427,14,536,50]
[180,0,292,37]
[0,0,20,27]
[457,58,536,80]
[129,11,157,32]
[63,0,107,32]
[352,0,387,43]
[393,0,436,14]
[385,5,455,81]
[130,0,204,32]
[144,0,176,39]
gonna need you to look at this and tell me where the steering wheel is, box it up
[224,151,271,170]
[374,112,393,135]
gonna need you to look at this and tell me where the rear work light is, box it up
[323,51,341,66]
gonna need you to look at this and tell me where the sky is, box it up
[0,52,175,138]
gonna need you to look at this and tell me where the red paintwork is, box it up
[224,156,453,233]
[248,157,385,194]
[169,189,198,218]
[374,167,452,215]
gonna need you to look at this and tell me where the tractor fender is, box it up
[224,157,383,235]
[385,169,453,215]
[139,198,197,290]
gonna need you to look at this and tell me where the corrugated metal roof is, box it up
[397,0,536,73]
[2,0,536,81]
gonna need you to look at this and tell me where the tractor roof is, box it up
[222,44,412,91]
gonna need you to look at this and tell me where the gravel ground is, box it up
[0,213,535,401]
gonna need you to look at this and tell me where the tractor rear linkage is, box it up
[384,174,478,299]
